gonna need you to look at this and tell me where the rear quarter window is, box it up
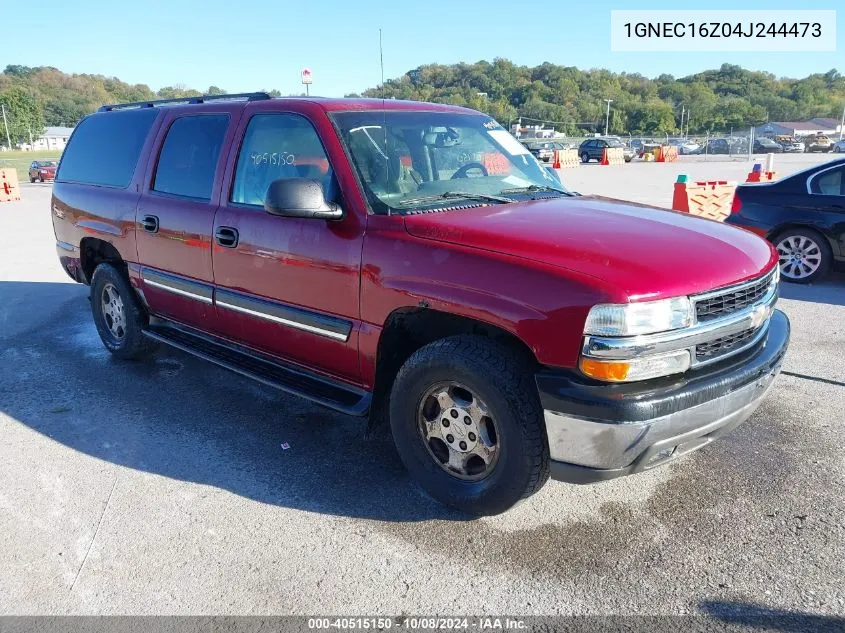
[57,109,159,187]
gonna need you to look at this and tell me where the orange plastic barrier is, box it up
[482,153,510,175]
[656,145,679,162]
[552,149,579,169]
[672,177,737,222]
[600,147,625,166]
[746,170,777,183]
[0,168,20,202]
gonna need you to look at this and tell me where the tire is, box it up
[389,335,549,516]
[30,176,35,183]
[90,263,158,359]
[39,175,44,182]
[580,152,590,164]
[772,227,832,284]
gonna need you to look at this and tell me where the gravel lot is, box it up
[1,159,844,622]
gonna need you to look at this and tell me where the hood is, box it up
[403,196,777,301]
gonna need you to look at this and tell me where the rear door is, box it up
[135,106,241,331]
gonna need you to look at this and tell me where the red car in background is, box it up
[29,160,58,182]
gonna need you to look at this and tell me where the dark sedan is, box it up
[727,158,845,283]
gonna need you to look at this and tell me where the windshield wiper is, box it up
[396,191,515,208]
[498,184,571,196]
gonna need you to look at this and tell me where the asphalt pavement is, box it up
[1,175,844,621]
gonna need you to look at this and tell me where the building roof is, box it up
[43,126,75,137]
[808,117,841,129]
[761,120,839,132]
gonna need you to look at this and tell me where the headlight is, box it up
[584,297,693,337]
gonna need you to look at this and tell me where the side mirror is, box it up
[264,178,343,221]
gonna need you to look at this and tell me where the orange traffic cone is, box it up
[600,148,610,165]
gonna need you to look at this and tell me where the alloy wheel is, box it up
[101,283,127,340]
[776,234,822,280]
[417,382,499,481]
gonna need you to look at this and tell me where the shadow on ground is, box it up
[0,280,463,523]
[699,600,845,633]
[779,271,845,307]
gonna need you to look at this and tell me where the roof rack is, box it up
[98,92,272,112]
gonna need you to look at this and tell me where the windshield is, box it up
[331,111,568,214]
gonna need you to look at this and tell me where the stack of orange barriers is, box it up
[0,169,20,203]
[600,147,625,166]
[672,176,736,222]
[656,146,679,162]
[552,149,579,169]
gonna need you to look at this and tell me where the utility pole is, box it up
[680,105,685,138]
[1,104,11,150]
[839,103,845,141]
[603,99,613,136]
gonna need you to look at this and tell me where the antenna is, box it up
[379,28,389,215]
[379,28,385,96]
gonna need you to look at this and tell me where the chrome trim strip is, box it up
[215,299,349,341]
[583,285,777,362]
[143,278,213,304]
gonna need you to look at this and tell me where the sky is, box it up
[1,0,842,97]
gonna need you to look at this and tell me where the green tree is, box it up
[0,85,45,145]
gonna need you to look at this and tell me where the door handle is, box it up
[215,226,239,248]
[140,215,159,233]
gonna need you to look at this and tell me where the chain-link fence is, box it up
[518,128,770,161]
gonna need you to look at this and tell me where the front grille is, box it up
[695,328,758,362]
[694,271,774,322]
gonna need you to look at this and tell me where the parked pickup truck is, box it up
[52,93,790,515]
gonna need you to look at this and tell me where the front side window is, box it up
[331,111,566,215]
[230,113,334,207]
[811,168,844,196]
[153,114,229,200]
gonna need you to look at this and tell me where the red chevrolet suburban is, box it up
[52,93,789,515]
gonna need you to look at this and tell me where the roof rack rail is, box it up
[98,92,272,112]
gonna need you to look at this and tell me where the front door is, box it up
[211,110,365,383]
[135,107,241,331]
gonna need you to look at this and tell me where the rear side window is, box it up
[57,109,158,187]
[811,168,844,196]
[153,115,229,200]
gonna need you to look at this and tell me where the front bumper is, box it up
[537,309,790,483]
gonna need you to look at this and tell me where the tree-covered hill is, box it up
[1,61,843,145]
[356,60,845,135]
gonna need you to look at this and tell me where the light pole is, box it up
[839,103,844,141]
[603,99,613,136]
[1,104,11,151]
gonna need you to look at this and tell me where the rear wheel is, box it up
[90,263,158,359]
[389,335,549,516]
[774,228,831,284]
[39,175,44,182]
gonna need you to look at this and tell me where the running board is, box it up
[143,319,370,416]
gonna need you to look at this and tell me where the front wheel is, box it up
[90,263,158,359]
[580,152,590,164]
[389,335,549,516]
